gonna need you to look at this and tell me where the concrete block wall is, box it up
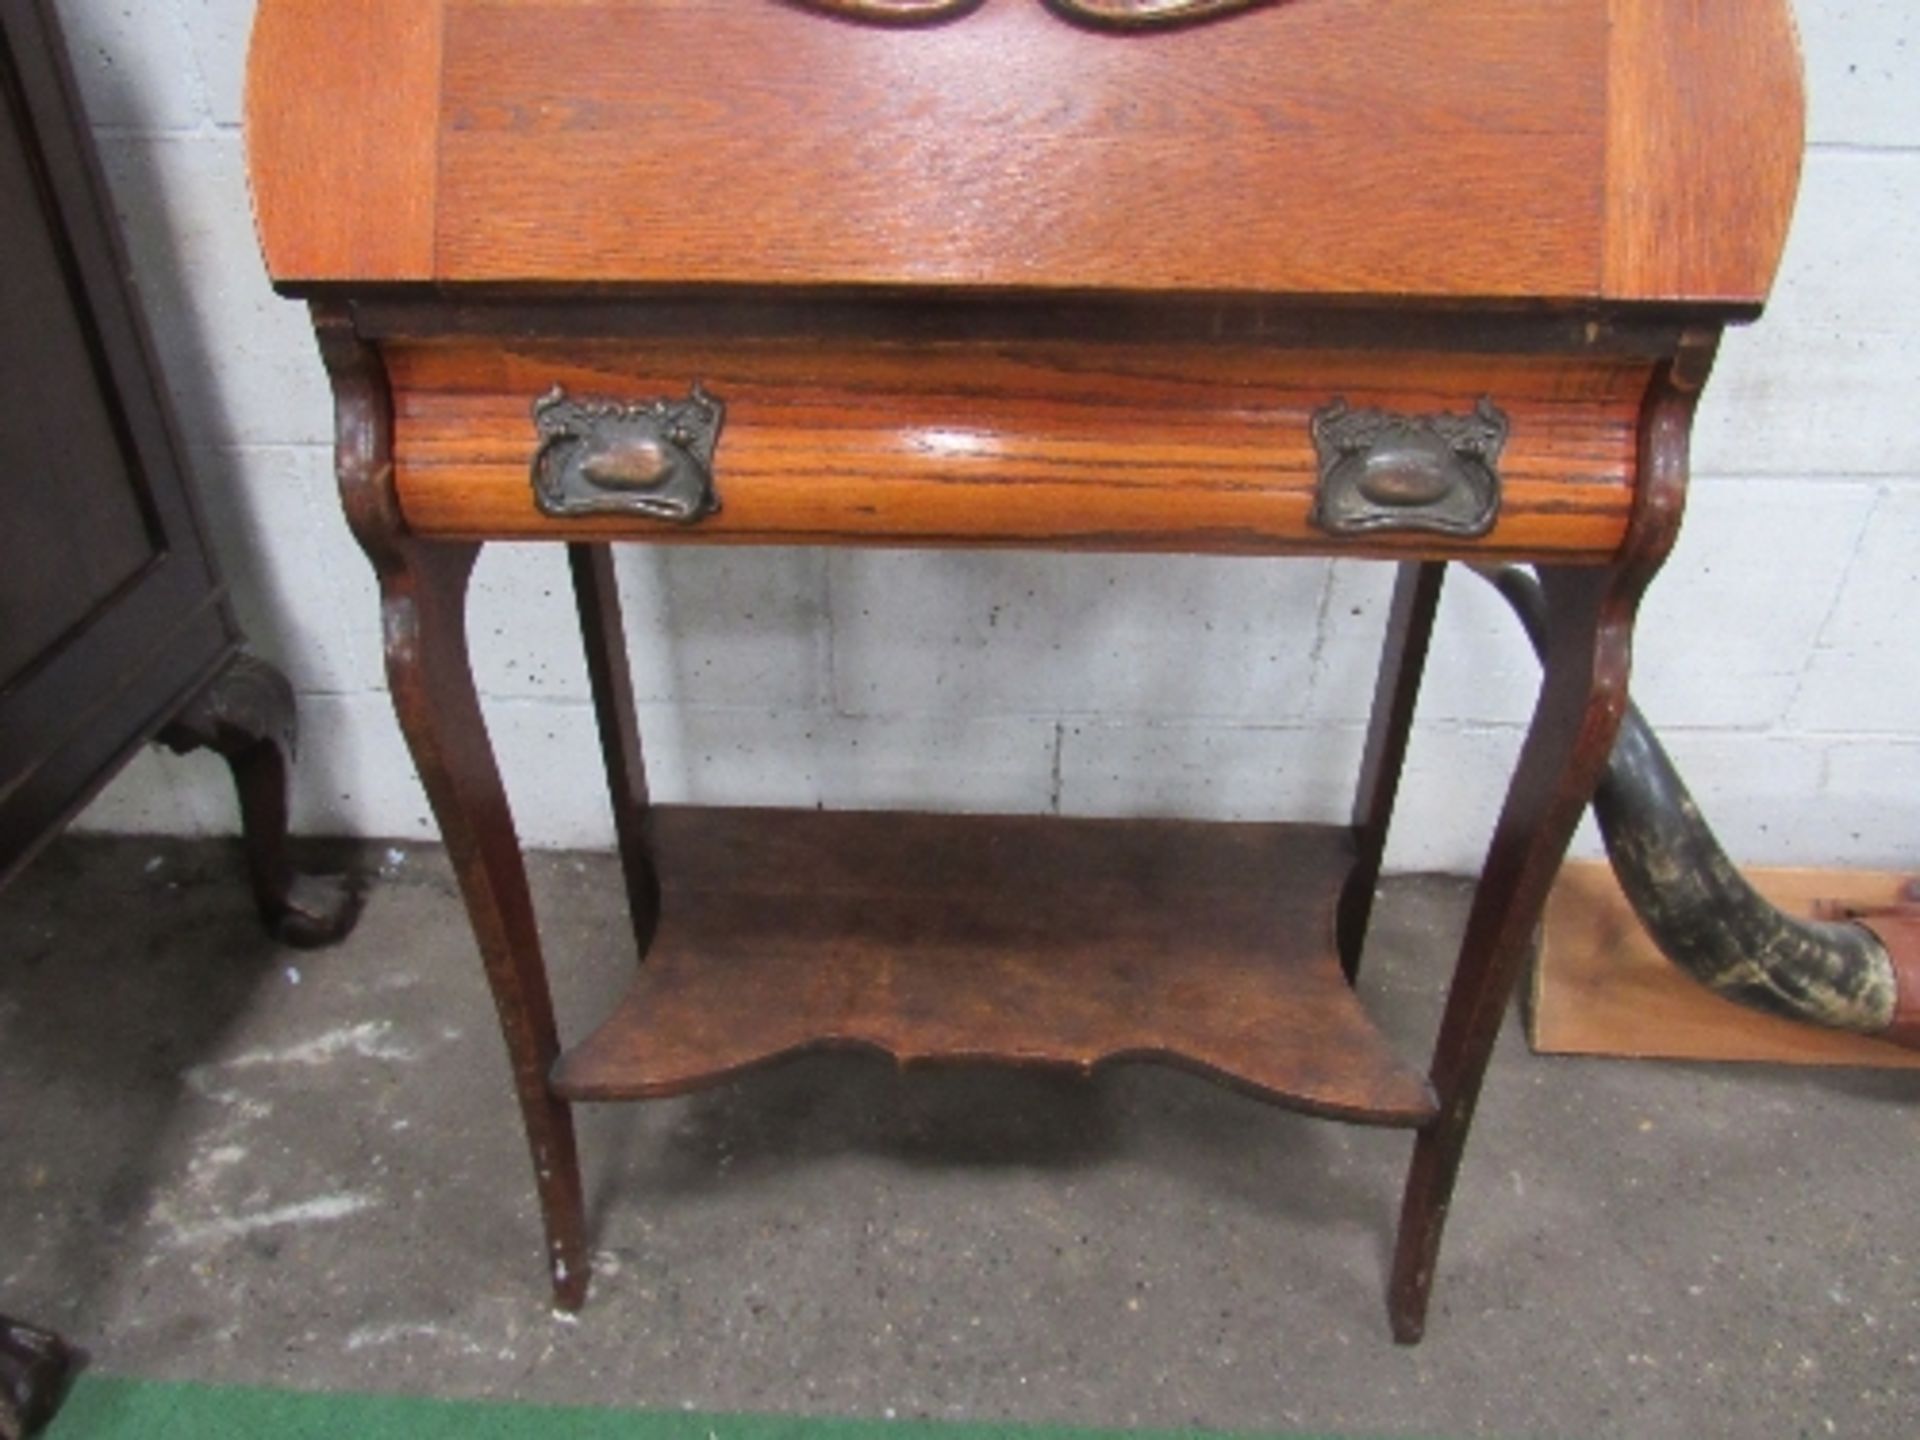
[61,1,1920,874]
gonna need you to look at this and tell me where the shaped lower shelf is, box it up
[552,807,1437,1127]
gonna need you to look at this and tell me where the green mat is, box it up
[47,1376,1343,1440]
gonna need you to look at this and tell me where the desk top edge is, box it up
[244,0,1804,309]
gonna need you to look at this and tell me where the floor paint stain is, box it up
[166,1193,378,1247]
[191,1021,420,1077]
[345,1321,446,1352]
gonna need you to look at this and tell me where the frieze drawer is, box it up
[387,340,1650,560]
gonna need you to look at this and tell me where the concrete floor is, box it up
[1,835,1916,1438]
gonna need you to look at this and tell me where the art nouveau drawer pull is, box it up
[1309,398,1508,539]
[531,384,724,523]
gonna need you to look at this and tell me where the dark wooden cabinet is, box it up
[1,7,358,1424]
[0,0,232,870]
[0,0,353,937]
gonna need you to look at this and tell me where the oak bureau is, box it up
[243,0,1804,1341]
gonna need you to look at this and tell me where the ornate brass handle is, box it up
[531,384,724,524]
[1309,398,1508,540]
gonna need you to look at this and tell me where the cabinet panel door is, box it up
[0,73,157,682]
[0,2,233,882]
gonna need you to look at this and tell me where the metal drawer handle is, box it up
[1309,397,1508,540]
[531,384,724,524]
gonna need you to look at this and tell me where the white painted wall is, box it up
[60,1,1920,874]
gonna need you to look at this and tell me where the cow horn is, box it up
[1477,565,1917,1043]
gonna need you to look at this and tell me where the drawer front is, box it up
[387,341,1650,560]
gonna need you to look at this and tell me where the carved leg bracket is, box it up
[158,652,359,948]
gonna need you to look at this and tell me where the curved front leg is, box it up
[1387,566,1633,1341]
[380,542,589,1309]
[1387,334,1715,1343]
[315,306,589,1311]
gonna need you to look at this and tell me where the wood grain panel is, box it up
[387,340,1649,557]
[552,807,1438,1126]
[1535,862,1920,1069]
[1604,0,1805,304]
[244,0,442,281]
[430,0,1605,297]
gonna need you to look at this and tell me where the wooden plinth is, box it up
[553,807,1437,1126]
[1533,861,1920,1069]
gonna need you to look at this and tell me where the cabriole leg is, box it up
[1386,332,1710,1341]
[1388,566,1636,1342]
[379,541,590,1310]
[315,305,589,1311]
